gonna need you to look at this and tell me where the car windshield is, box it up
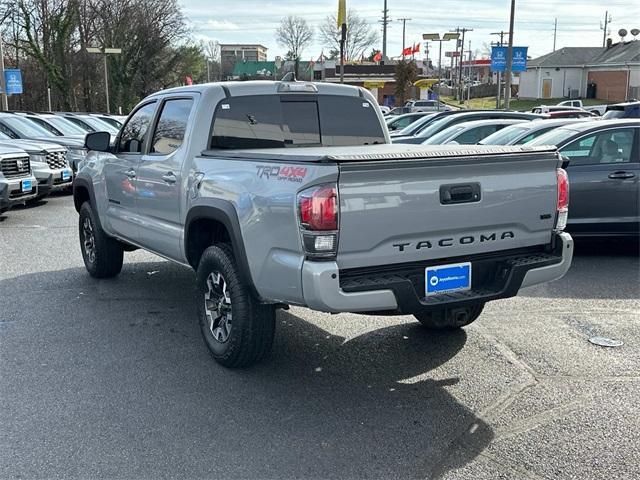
[44,116,88,135]
[480,125,530,145]
[602,109,626,120]
[1,116,55,137]
[79,116,119,134]
[422,125,465,145]
[396,115,433,135]
[415,116,456,138]
[525,127,577,146]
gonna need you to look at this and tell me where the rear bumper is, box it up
[301,232,573,314]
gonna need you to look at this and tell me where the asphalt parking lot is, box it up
[1,194,639,480]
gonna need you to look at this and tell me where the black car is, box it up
[393,111,544,144]
[527,119,640,237]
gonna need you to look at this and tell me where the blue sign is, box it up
[491,47,528,72]
[4,69,23,95]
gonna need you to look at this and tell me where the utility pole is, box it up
[600,11,612,47]
[553,18,558,52]
[450,27,472,103]
[398,18,412,57]
[491,31,508,109]
[380,0,390,61]
[0,33,8,111]
[504,0,516,110]
[87,47,122,114]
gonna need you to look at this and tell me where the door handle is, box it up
[125,168,136,179]
[161,172,177,184]
[608,171,635,180]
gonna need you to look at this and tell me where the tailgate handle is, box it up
[440,183,481,205]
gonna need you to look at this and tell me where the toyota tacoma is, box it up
[73,80,574,368]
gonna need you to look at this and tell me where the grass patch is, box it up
[440,96,610,111]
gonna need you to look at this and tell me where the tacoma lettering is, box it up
[393,231,516,251]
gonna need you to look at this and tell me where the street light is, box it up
[422,32,459,109]
[87,47,122,114]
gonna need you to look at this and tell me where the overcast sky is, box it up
[184,0,640,60]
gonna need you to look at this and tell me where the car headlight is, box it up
[68,147,87,157]
[30,153,48,165]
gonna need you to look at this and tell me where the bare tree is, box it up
[318,9,378,61]
[275,15,313,77]
[202,39,221,81]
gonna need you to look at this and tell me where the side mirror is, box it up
[85,131,111,152]
[560,155,570,169]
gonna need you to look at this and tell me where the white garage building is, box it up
[519,41,640,102]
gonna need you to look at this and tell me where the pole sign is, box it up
[4,69,23,94]
[491,47,528,72]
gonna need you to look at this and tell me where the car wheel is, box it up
[196,244,275,368]
[414,303,485,330]
[78,202,124,278]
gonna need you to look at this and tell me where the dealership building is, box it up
[518,41,640,102]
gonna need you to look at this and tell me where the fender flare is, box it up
[185,202,260,300]
[72,176,105,231]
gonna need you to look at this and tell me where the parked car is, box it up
[22,113,89,138]
[389,110,463,138]
[385,112,435,132]
[0,113,87,172]
[57,113,120,135]
[378,105,391,115]
[409,99,452,113]
[479,118,594,146]
[584,105,609,116]
[387,107,412,116]
[557,100,583,108]
[422,119,528,145]
[393,111,543,144]
[546,110,597,119]
[602,101,640,120]
[0,145,37,214]
[74,79,573,368]
[527,119,639,237]
[0,133,72,199]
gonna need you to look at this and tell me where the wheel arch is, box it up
[185,202,260,300]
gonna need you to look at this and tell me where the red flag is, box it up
[185,76,193,85]
[402,47,412,57]
[412,43,420,54]
[373,51,382,62]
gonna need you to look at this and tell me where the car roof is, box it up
[556,118,640,133]
[515,118,594,130]
[450,118,528,130]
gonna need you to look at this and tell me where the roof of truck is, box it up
[148,80,364,99]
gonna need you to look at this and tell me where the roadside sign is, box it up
[4,69,23,95]
[491,47,528,72]
[445,51,461,58]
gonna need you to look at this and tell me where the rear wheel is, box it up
[196,244,275,368]
[414,303,485,330]
[78,202,124,278]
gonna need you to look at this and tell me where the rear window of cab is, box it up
[211,95,386,149]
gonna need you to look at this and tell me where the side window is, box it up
[517,127,553,145]
[457,125,497,144]
[562,128,635,166]
[118,102,157,153]
[151,98,193,155]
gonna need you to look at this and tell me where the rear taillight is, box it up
[297,184,339,258]
[555,168,569,231]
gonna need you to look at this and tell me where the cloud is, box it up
[197,19,241,31]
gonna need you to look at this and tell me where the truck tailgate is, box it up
[336,149,560,270]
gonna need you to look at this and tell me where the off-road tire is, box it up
[196,244,275,368]
[414,302,485,330]
[78,202,124,278]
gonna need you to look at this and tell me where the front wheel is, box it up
[196,244,275,368]
[78,202,124,278]
[414,303,485,330]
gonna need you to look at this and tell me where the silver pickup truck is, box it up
[73,80,573,368]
